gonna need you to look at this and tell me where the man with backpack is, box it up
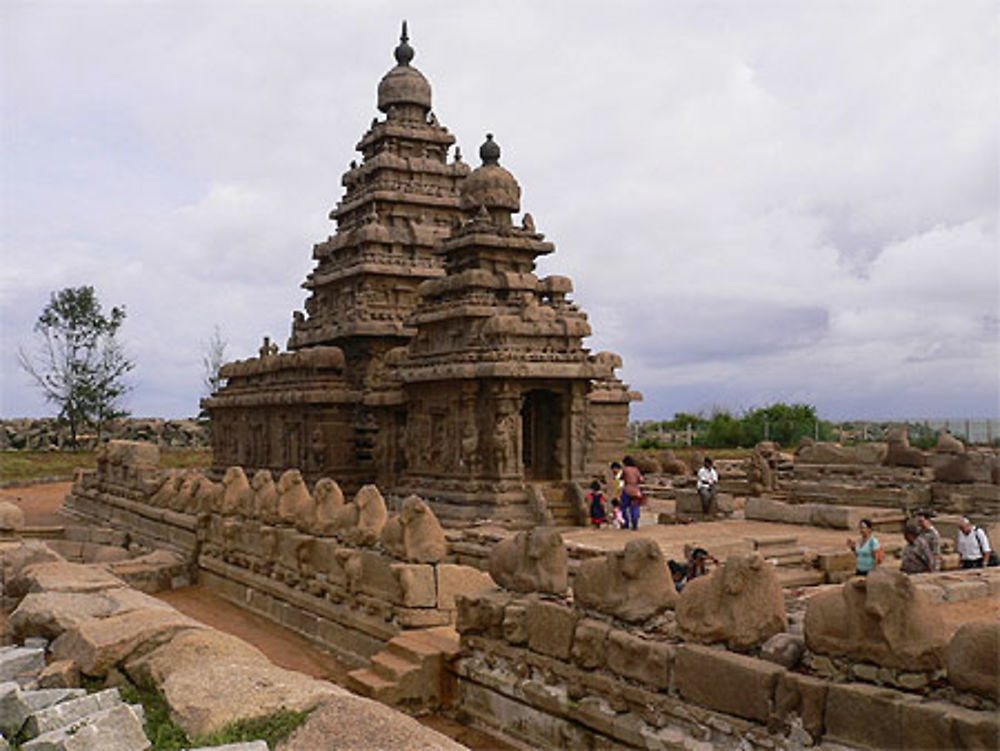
[956,516,993,569]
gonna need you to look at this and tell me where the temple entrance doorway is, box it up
[521,389,563,481]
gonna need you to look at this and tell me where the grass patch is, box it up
[117,680,307,750]
[0,448,212,486]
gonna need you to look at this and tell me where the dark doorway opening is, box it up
[521,389,562,481]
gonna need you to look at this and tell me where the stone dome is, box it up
[459,134,521,213]
[377,22,432,112]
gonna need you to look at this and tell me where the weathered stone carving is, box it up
[380,495,447,563]
[677,553,786,651]
[934,431,966,455]
[172,473,203,513]
[149,471,183,508]
[336,484,388,546]
[804,567,947,670]
[277,470,314,527]
[747,442,777,497]
[884,427,926,468]
[488,529,567,595]
[311,478,344,536]
[795,438,887,465]
[220,467,252,517]
[946,621,999,699]
[192,475,223,515]
[251,470,279,524]
[573,538,677,622]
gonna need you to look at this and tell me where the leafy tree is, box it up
[743,402,820,446]
[703,410,752,448]
[18,287,133,447]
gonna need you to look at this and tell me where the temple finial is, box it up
[394,20,414,66]
[479,133,500,166]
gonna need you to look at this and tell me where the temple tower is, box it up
[379,135,638,525]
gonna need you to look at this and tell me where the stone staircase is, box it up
[345,626,460,714]
[749,534,826,588]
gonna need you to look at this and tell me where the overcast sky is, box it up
[2,1,997,422]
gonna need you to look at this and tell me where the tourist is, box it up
[956,516,993,569]
[620,456,644,530]
[610,498,624,530]
[900,519,934,574]
[588,480,608,528]
[847,518,883,576]
[696,457,719,515]
[686,547,717,581]
[668,560,689,592]
[608,461,623,505]
[916,511,942,571]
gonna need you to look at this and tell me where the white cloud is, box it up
[2,1,997,421]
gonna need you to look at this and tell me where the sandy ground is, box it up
[0,481,72,526]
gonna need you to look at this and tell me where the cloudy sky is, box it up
[2,1,997,422]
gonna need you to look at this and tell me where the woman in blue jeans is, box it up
[620,455,644,530]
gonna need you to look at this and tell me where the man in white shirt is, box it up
[956,516,993,569]
[696,457,719,515]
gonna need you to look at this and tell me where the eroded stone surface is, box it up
[488,528,567,595]
[946,621,999,699]
[573,537,676,622]
[676,553,786,651]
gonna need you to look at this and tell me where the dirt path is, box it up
[156,586,352,683]
[0,481,72,526]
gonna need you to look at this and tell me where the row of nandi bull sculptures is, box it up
[149,466,445,563]
[480,527,997,702]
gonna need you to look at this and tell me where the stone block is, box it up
[816,549,857,573]
[23,688,122,737]
[824,682,902,750]
[899,700,958,751]
[774,672,827,738]
[943,581,989,603]
[674,644,784,723]
[501,602,528,645]
[0,648,45,684]
[19,562,125,596]
[571,619,610,670]
[390,564,436,608]
[37,661,80,690]
[950,704,1000,750]
[0,684,86,736]
[525,599,578,660]
[760,632,805,668]
[455,591,510,637]
[745,497,812,525]
[22,702,148,751]
[436,563,495,611]
[947,621,999,700]
[605,630,671,690]
[51,608,203,676]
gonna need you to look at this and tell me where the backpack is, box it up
[973,526,999,567]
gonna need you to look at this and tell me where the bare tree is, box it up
[202,325,228,396]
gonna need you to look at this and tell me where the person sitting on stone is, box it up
[620,456,644,530]
[610,498,624,530]
[916,510,942,571]
[686,547,717,581]
[956,516,993,569]
[588,480,608,528]
[847,518,883,576]
[696,457,719,515]
[668,559,689,592]
[900,519,934,574]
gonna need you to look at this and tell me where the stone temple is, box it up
[203,24,640,526]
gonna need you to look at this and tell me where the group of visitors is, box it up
[589,456,645,530]
[848,510,993,576]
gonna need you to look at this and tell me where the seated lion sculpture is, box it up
[574,537,676,621]
[380,495,447,563]
[489,528,567,595]
[804,567,946,670]
[677,552,787,651]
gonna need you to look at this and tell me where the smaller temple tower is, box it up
[372,135,639,525]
